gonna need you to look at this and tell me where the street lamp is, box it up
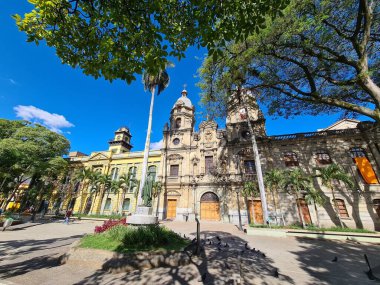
[191,176,198,219]
[235,188,243,231]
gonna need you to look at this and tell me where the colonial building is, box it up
[154,89,380,230]
[65,127,161,216]
[65,88,380,231]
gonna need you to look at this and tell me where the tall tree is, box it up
[0,119,70,210]
[74,168,94,214]
[283,168,313,228]
[198,0,380,122]
[14,1,288,83]
[264,169,285,216]
[136,65,171,208]
[314,164,354,227]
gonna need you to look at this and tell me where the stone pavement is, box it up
[0,219,379,285]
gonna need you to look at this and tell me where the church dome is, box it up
[173,89,193,108]
[116,126,130,133]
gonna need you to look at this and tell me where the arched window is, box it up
[148,165,157,182]
[350,147,379,184]
[122,198,131,211]
[175,118,181,128]
[128,166,137,178]
[333,199,349,218]
[315,151,332,165]
[104,198,112,211]
[350,147,366,158]
[111,167,119,181]
[284,152,299,167]
[128,166,137,193]
[244,160,256,174]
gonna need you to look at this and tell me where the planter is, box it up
[0,220,23,227]
[60,245,191,273]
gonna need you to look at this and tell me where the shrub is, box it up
[94,218,127,234]
[81,225,189,253]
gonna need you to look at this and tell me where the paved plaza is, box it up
[0,219,379,285]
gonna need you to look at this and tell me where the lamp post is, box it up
[191,176,198,220]
[235,187,243,231]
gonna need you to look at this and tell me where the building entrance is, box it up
[200,192,220,221]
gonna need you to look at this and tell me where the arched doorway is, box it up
[200,192,220,221]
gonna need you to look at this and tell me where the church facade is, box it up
[154,89,380,230]
[66,89,380,230]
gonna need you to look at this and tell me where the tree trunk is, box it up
[313,202,320,228]
[241,95,269,223]
[270,188,278,216]
[155,192,161,218]
[331,186,344,228]
[236,191,243,231]
[119,189,126,213]
[101,190,110,215]
[0,177,8,193]
[89,192,97,214]
[3,183,21,211]
[79,181,88,214]
[137,88,155,209]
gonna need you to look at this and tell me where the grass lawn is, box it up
[249,224,376,233]
[80,225,190,253]
[76,213,123,219]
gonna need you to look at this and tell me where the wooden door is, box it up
[297,198,311,224]
[167,199,177,219]
[248,200,264,224]
[201,202,220,221]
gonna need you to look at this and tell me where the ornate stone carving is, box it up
[167,154,183,161]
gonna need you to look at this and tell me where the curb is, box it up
[246,228,380,243]
[60,243,191,273]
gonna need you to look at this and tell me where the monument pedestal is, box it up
[127,206,158,225]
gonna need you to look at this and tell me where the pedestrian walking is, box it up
[64,209,72,224]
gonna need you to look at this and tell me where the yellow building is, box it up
[67,127,161,216]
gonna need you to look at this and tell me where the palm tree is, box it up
[236,87,269,223]
[74,168,93,214]
[264,169,285,217]
[152,181,162,217]
[95,173,112,214]
[136,63,172,209]
[88,171,101,214]
[242,181,260,224]
[314,164,354,228]
[304,188,326,228]
[283,168,312,228]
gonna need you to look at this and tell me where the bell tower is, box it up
[163,89,195,149]
[226,89,266,141]
[108,127,132,154]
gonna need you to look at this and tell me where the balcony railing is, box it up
[265,128,361,141]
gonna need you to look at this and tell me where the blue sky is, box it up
[0,1,366,155]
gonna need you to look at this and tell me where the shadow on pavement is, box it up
[72,230,293,285]
[291,237,380,284]
[0,234,83,278]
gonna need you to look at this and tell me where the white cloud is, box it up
[9,79,17,85]
[14,105,74,133]
[150,139,163,150]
